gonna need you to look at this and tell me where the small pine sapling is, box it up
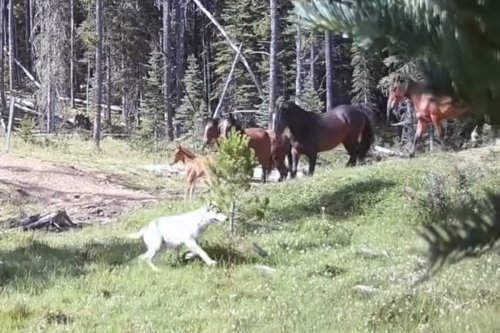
[209,130,258,233]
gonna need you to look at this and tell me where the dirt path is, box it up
[0,154,163,226]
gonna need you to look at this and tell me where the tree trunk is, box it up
[70,0,75,108]
[163,0,174,141]
[86,61,90,115]
[309,33,316,90]
[201,0,211,116]
[268,0,280,129]
[29,0,34,71]
[295,23,303,104]
[5,0,15,151]
[174,0,185,108]
[324,31,334,111]
[0,0,7,129]
[106,45,112,125]
[174,0,186,138]
[25,0,31,71]
[94,0,104,150]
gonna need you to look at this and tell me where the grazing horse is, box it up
[387,75,480,157]
[171,145,214,200]
[202,114,273,183]
[274,97,375,177]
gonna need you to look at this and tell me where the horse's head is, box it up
[171,145,196,165]
[219,113,243,138]
[274,96,295,136]
[202,118,220,149]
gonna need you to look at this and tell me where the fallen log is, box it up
[18,210,81,232]
[372,145,409,158]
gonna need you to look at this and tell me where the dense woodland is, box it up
[0,0,401,150]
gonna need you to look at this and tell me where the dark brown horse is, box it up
[274,97,375,177]
[202,114,273,183]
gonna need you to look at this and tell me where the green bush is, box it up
[209,130,262,233]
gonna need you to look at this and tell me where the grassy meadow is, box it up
[1,136,500,332]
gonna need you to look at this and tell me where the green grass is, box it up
[1,139,500,332]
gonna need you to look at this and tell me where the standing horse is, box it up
[202,114,273,183]
[274,97,375,177]
[171,145,214,200]
[387,75,480,157]
[266,129,293,181]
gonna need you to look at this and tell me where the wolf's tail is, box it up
[125,227,145,240]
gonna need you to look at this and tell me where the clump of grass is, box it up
[368,291,447,331]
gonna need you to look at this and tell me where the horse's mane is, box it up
[278,98,318,120]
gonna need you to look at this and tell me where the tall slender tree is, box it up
[94,0,103,149]
[268,0,280,128]
[163,0,174,141]
[0,0,7,130]
[5,0,15,151]
[324,30,334,111]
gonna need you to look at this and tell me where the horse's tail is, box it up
[359,108,376,159]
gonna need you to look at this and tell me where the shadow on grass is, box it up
[270,178,396,223]
[0,239,144,292]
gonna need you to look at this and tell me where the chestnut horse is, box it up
[171,145,214,200]
[202,114,273,183]
[387,75,481,157]
[274,97,375,177]
[266,129,293,181]
[217,113,293,181]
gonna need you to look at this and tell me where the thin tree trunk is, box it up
[94,0,104,150]
[29,0,34,71]
[309,34,316,90]
[268,0,280,129]
[295,23,303,104]
[201,1,211,116]
[5,0,15,151]
[324,31,334,111]
[106,46,112,125]
[86,61,90,114]
[175,0,185,108]
[163,0,174,141]
[0,0,7,128]
[70,0,75,108]
[25,0,31,71]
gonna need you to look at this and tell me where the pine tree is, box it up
[300,78,324,112]
[177,54,207,137]
[138,50,164,151]
[350,41,380,111]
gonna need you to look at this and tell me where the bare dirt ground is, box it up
[0,154,168,226]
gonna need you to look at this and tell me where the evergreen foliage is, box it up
[350,41,381,111]
[177,54,207,136]
[209,130,258,233]
[136,50,164,151]
[299,78,324,112]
